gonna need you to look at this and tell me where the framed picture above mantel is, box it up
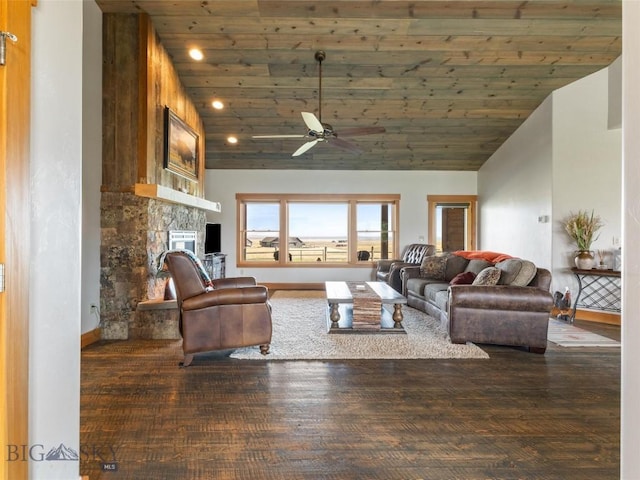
[163,106,199,181]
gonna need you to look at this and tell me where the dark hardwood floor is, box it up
[80,319,620,480]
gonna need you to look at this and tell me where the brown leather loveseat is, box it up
[402,251,553,353]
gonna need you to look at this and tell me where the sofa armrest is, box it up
[182,286,269,311]
[447,285,553,353]
[211,277,258,289]
[401,265,421,281]
[448,285,553,312]
[385,261,418,293]
[399,266,422,296]
[376,258,401,273]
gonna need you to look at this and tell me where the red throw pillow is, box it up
[449,271,477,285]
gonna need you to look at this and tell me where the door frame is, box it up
[1,2,32,479]
[427,195,477,252]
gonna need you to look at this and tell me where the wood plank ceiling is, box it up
[95,1,622,171]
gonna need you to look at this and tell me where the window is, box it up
[237,194,400,266]
[240,202,280,263]
[356,202,395,261]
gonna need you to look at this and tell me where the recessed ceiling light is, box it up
[212,100,224,110]
[188,48,204,61]
[227,136,238,144]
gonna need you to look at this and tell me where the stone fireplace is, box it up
[100,192,207,339]
[99,13,220,340]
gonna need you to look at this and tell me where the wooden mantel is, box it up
[134,183,221,213]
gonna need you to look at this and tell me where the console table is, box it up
[570,268,621,322]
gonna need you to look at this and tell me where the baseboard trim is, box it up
[574,309,621,326]
[264,283,324,291]
[81,328,102,349]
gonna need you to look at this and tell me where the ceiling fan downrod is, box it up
[315,50,325,123]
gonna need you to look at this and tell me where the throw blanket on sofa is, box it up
[452,250,513,264]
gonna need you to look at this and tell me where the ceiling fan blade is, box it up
[301,112,324,133]
[252,134,307,139]
[292,139,319,157]
[335,126,386,137]
[329,137,362,154]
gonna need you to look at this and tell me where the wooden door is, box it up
[441,207,466,252]
[1,1,31,479]
[427,195,477,252]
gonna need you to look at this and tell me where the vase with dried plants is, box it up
[563,210,604,270]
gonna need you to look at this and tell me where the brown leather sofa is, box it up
[375,243,436,292]
[402,253,553,353]
[163,251,272,366]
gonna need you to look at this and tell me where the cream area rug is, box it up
[230,291,489,360]
[548,318,620,347]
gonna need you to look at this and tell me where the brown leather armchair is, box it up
[163,251,272,366]
[376,243,435,292]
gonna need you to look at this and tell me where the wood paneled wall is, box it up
[102,13,205,196]
[102,14,141,190]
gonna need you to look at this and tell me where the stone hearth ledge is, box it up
[134,183,221,212]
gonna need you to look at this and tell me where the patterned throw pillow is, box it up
[472,267,501,286]
[419,255,447,280]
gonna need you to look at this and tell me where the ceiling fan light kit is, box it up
[252,51,385,157]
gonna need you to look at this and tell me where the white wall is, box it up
[30,3,82,479]
[621,2,640,476]
[478,63,622,299]
[551,67,622,296]
[478,96,554,270]
[81,0,103,334]
[205,169,476,282]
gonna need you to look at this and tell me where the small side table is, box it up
[203,253,226,279]
[570,268,621,322]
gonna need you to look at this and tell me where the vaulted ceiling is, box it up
[95,1,622,171]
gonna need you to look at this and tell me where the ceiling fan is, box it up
[252,50,385,157]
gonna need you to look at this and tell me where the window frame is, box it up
[236,193,400,267]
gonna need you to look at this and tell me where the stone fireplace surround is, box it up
[100,191,206,339]
[99,14,219,340]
